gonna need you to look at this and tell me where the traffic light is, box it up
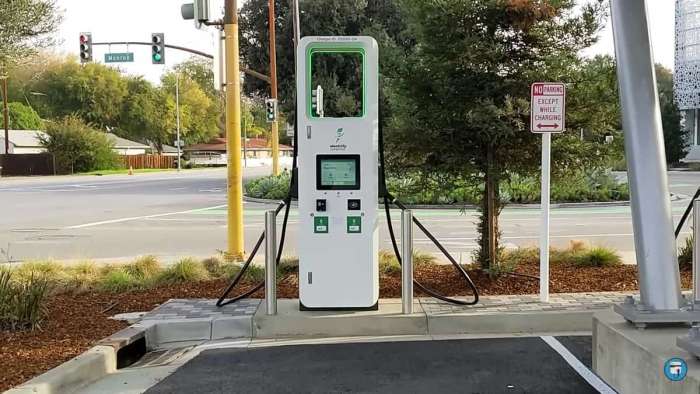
[79,33,92,63]
[151,33,165,64]
[266,99,278,123]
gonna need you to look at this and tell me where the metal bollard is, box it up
[402,210,413,314]
[265,210,277,315]
[694,200,700,308]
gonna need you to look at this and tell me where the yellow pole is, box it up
[225,0,244,259]
[268,0,280,176]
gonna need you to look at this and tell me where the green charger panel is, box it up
[314,216,329,233]
[347,216,362,233]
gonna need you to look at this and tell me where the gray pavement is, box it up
[145,336,599,393]
[0,169,697,263]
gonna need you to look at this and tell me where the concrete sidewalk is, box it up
[131,292,628,348]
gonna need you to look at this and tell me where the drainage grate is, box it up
[126,346,194,369]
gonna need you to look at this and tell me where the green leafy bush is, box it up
[245,171,291,200]
[40,115,122,174]
[3,102,43,130]
[158,258,209,283]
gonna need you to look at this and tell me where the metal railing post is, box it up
[402,210,414,314]
[265,210,277,315]
[694,200,700,308]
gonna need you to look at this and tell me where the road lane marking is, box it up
[540,336,615,393]
[65,205,227,229]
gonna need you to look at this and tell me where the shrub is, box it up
[41,116,122,174]
[66,261,100,292]
[679,235,693,270]
[278,256,299,276]
[0,269,51,331]
[100,269,141,292]
[124,256,161,280]
[202,256,226,278]
[574,246,622,267]
[159,258,209,283]
[15,260,66,283]
[242,265,265,282]
[12,274,51,330]
[245,171,291,200]
[5,102,43,130]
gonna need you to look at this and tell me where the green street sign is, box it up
[104,52,134,63]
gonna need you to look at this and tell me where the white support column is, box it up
[611,0,682,312]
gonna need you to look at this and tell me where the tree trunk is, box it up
[477,146,500,269]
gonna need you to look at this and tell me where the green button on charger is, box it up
[347,216,361,233]
[314,216,329,233]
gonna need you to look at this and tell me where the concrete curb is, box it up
[5,346,116,394]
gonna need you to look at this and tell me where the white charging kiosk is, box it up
[296,36,379,310]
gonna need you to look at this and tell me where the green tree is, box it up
[160,72,221,145]
[118,76,170,149]
[0,101,43,130]
[173,57,218,99]
[40,116,121,174]
[656,65,687,165]
[30,59,128,128]
[239,0,410,118]
[0,0,61,70]
[389,0,606,269]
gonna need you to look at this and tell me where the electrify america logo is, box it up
[330,128,347,151]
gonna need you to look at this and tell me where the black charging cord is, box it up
[217,104,480,307]
[378,120,479,305]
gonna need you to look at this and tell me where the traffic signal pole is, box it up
[268,0,280,176]
[224,0,245,260]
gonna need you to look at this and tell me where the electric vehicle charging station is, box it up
[296,36,380,310]
[217,35,477,311]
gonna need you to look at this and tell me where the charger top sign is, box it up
[531,82,565,133]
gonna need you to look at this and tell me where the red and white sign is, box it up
[531,82,565,133]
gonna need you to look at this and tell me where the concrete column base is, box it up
[593,309,700,393]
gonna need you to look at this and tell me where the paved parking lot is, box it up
[145,336,610,394]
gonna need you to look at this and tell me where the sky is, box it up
[53,0,676,84]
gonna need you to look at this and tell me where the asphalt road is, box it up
[0,168,697,263]
[146,336,604,394]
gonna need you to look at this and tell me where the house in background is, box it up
[149,143,180,157]
[105,133,149,156]
[0,130,48,154]
[184,137,293,167]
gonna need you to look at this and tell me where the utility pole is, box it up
[176,74,182,171]
[2,77,8,154]
[225,0,245,259]
[268,0,280,175]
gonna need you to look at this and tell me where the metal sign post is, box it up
[531,82,565,303]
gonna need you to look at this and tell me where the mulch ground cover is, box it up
[1,261,692,391]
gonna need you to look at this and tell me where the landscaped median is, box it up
[0,244,694,391]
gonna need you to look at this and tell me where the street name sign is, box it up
[105,52,135,63]
[531,82,565,133]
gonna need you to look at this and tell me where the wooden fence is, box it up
[0,154,56,176]
[122,155,175,169]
